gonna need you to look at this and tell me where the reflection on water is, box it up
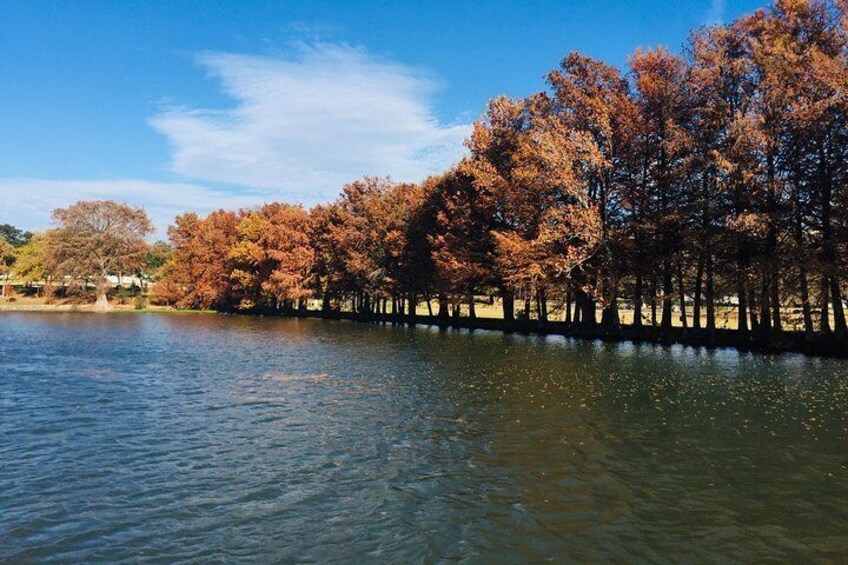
[1,313,846,561]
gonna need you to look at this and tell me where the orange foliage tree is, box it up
[48,200,153,311]
[149,0,848,346]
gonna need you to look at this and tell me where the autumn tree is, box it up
[686,24,752,332]
[229,203,314,312]
[429,167,504,319]
[309,202,349,311]
[375,181,435,319]
[145,0,848,349]
[548,53,637,327]
[318,177,393,314]
[465,94,602,323]
[48,200,153,311]
[745,0,848,337]
[307,177,431,317]
[156,210,240,309]
[629,47,693,331]
[399,180,440,317]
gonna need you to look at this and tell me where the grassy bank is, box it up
[0,296,213,314]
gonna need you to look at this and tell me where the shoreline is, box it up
[272,310,848,359]
[3,303,846,358]
[0,303,213,314]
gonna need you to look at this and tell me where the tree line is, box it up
[4,1,848,345]
[0,204,165,311]
[155,0,848,342]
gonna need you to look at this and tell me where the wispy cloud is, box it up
[279,21,341,41]
[4,44,471,235]
[0,178,274,237]
[706,0,727,25]
[150,43,471,202]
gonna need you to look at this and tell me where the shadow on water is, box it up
[1,313,846,561]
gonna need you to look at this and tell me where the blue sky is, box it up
[1,0,764,235]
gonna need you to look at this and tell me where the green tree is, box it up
[12,232,50,285]
[0,224,32,247]
[144,241,172,280]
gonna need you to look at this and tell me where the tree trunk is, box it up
[761,153,777,337]
[579,289,596,329]
[634,272,643,328]
[602,285,620,330]
[539,287,548,324]
[799,265,814,336]
[601,282,619,330]
[736,271,748,333]
[650,275,658,327]
[409,292,417,323]
[677,264,687,330]
[502,289,515,322]
[818,150,847,337]
[706,254,716,332]
[693,252,704,330]
[748,284,759,333]
[573,293,581,325]
[736,234,749,333]
[661,262,673,330]
[821,278,831,334]
[438,295,449,320]
[759,271,771,339]
[829,278,847,338]
[771,272,781,333]
[94,276,112,313]
[534,289,542,322]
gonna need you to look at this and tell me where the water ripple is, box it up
[1,313,847,562]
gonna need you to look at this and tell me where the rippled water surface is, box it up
[1,313,847,562]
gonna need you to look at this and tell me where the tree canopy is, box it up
[48,200,154,311]
[149,0,848,344]
[9,0,848,345]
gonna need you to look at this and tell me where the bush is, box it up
[3,283,16,298]
[134,295,147,310]
[114,286,135,305]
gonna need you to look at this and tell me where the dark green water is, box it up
[1,313,847,562]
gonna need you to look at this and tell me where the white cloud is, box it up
[149,43,471,201]
[2,44,471,239]
[0,178,274,238]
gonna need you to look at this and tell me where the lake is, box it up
[1,313,847,562]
